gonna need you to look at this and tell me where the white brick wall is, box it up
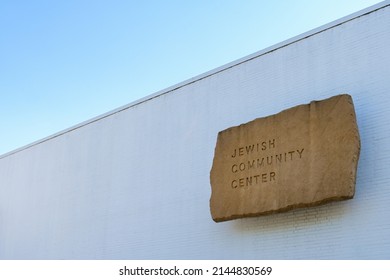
[1,2,390,259]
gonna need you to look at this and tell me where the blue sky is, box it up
[0,0,383,155]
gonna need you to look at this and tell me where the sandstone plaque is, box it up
[210,94,360,222]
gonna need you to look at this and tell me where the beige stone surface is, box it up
[210,94,360,222]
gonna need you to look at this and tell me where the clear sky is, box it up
[0,0,383,156]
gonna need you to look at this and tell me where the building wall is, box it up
[1,3,390,259]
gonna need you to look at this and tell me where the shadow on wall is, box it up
[227,91,374,236]
[230,200,352,235]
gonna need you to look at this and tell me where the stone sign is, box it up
[210,94,360,222]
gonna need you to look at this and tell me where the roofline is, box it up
[1,1,389,159]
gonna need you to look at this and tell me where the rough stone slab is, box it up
[210,94,360,222]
